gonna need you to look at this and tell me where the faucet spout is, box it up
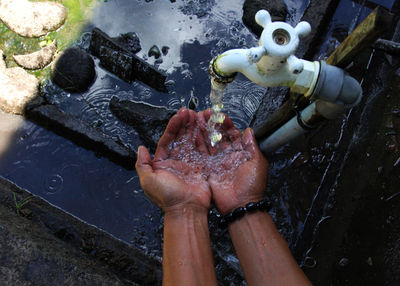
[211,48,300,87]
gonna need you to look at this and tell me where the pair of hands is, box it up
[135,108,269,215]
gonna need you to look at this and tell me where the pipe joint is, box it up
[311,61,362,107]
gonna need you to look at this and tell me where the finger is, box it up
[197,110,214,153]
[221,113,235,130]
[195,111,210,155]
[187,108,196,133]
[178,107,190,124]
[204,108,212,122]
[221,114,242,142]
[136,146,154,179]
[188,109,196,128]
[176,108,190,140]
[155,113,182,160]
[211,114,237,151]
[242,128,258,155]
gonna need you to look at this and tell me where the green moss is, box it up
[0,0,99,79]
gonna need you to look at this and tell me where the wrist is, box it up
[219,199,271,227]
[218,194,265,215]
[164,203,209,219]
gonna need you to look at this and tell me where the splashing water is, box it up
[208,79,227,146]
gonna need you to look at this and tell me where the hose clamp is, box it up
[209,56,237,84]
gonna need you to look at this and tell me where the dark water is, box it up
[0,111,163,257]
[0,0,395,282]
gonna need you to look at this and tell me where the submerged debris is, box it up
[188,93,199,110]
[338,257,350,267]
[161,46,170,55]
[148,45,161,59]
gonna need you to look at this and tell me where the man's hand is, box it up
[197,109,269,215]
[135,108,211,213]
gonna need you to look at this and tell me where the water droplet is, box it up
[338,257,349,267]
[45,174,63,194]
[303,256,316,268]
[210,131,222,147]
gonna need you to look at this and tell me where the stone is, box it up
[51,47,95,93]
[109,96,177,152]
[113,31,142,54]
[0,50,39,114]
[25,104,137,169]
[0,0,67,37]
[90,28,167,92]
[161,46,170,55]
[148,45,161,59]
[13,41,57,70]
[242,0,287,37]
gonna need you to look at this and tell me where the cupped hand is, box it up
[135,108,211,213]
[197,110,269,215]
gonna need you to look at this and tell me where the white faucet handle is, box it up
[255,10,272,28]
[287,55,304,74]
[295,21,311,37]
[248,46,267,63]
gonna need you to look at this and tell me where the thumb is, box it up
[242,128,258,155]
[135,146,154,178]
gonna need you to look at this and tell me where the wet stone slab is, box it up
[0,176,162,285]
[25,104,137,169]
[89,28,168,92]
[109,96,177,153]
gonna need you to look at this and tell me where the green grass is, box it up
[0,0,99,79]
[13,192,33,215]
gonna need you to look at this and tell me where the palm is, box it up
[198,110,269,215]
[136,109,212,212]
[151,158,210,210]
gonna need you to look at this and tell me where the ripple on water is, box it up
[44,174,64,194]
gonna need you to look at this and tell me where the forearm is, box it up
[163,205,217,286]
[228,211,312,286]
